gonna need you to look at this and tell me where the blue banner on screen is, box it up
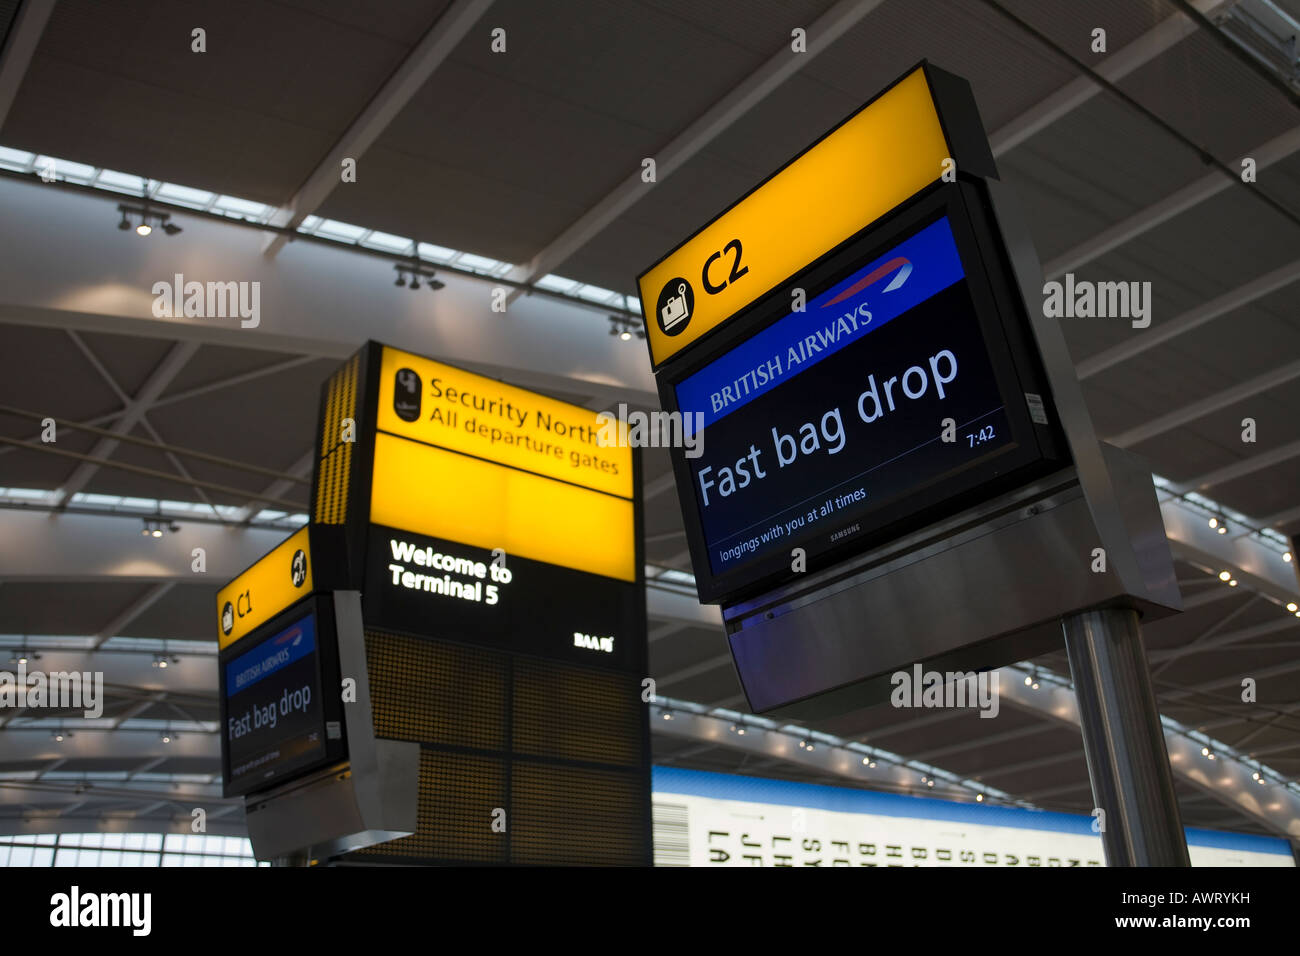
[226,613,317,697]
[673,214,1018,581]
[676,217,966,437]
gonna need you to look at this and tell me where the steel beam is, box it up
[262,0,496,256]
[503,0,884,299]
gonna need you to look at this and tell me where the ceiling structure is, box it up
[0,0,1298,845]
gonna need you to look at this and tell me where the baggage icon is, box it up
[661,282,690,329]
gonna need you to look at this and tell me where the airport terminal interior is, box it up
[0,0,1298,870]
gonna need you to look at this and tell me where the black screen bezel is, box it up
[655,178,1068,604]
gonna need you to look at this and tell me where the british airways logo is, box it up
[820,256,912,309]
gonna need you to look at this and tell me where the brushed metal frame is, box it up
[244,591,419,861]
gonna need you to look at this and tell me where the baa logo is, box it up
[394,368,421,422]
[291,549,307,587]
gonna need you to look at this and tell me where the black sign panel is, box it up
[660,182,1067,603]
[363,524,644,674]
[219,596,347,798]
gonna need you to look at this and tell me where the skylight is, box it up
[0,143,644,321]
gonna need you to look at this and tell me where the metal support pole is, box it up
[1062,606,1190,866]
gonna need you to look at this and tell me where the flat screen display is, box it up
[669,197,1060,603]
[223,610,329,796]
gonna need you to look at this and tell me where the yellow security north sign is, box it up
[370,433,636,582]
[638,66,954,368]
[216,526,313,649]
[376,346,632,499]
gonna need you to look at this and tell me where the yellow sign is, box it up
[638,67,951,367]
[370,433,635,582]
[376,346,632,499]
[216,526,313,649]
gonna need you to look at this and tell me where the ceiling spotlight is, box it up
[168,522,180,533]
[661,711,672,720]
[136,222,152,237]
[52,731,67,742]
[1287,603,1297,613]
[736,726,745,735]
[151,526,163,538]
[1228,579,1238,587]
[118,214,130,231]
[1218,570,1232,582]
[394,262,443,292]
[975,793,984,802]
[1208,517,1219,529]
[926,779,935,787]
[1216,523,1228,535]
[162,221,182,236]
[1201,746,1210,756]
[1024,675,1032,686]
[1252,771,1260,780]
[1285,552,1293,563]
[1256,776,1265,785]
[161,734,171,743]
[608,314,646,340]
[1031,681,1040,690]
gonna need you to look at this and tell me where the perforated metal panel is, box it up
[366,629,507,750]
[510,761,647,866]
[313,354,359,524]
[354,629,650,865]
[512,658,643,767]
[352,749,506,864]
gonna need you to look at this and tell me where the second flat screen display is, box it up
[673,212,1038,600]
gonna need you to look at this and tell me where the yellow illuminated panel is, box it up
[639,68,951,367]
[216,526,313,650]
[376,346,632,500]
[370,433,635,582]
